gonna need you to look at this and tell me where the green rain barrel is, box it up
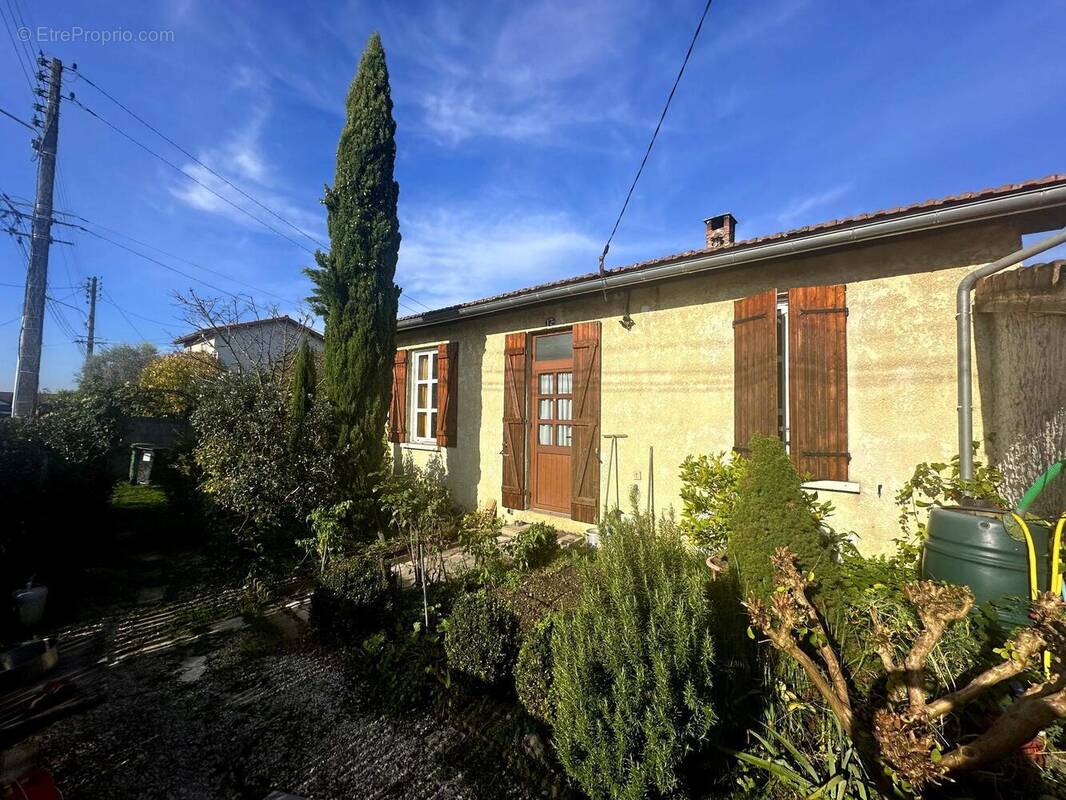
[921,506,1051,629]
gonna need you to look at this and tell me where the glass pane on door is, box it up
[557,425,572,447]
[557,398,572,420]
[538,374,553,394]
[538,399,553,420]
[538,424,553,446]
[557,372,572,394]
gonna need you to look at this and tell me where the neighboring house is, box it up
[392,174,1066,554]
[174,316,323,371]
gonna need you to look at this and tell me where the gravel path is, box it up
[33,637,558,799]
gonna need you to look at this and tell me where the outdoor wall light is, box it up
[619,312,635,330]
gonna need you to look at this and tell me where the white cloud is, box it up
[397,208,601,309]
[168,101,326,245]
[776,183,854,226]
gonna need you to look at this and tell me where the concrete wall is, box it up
[185,321,323,371]
[975,261,1066,518]
[396,222,1022,554]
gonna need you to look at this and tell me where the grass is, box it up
[110,483,169,512]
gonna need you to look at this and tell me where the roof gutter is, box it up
[956,225,1066,480]
[398,182,1066,331]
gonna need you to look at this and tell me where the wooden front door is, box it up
[530,331,574,514]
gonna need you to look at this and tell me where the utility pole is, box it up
[84,276,98,364]
[12,56,62,419]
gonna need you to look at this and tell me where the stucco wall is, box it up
[184,322,323,370]
[396,223,1022,554]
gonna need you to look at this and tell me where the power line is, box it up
[0,105,34,130]
[597,0,714,281]
[103,287,147,341]
[0,1,33,96]
[2,194,422,314]
[67,95,321,257]
[70,66,328,253]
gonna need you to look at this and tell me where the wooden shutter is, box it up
[733,289,778,455]
[388,349,408,443]
[436,341,459,447]
[502,333,529,509]
[788,284,849,481]
[571,321,601,524]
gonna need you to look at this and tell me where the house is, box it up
[174,316,323,371]
[392,175,1066,554]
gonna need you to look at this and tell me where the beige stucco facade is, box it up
[395,222,1024,555]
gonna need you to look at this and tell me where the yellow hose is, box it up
[1052,515,1066,598]
[1010,513,1040,602]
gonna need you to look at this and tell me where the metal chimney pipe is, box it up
[956,226,1066,479]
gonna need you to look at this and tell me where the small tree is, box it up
[191,369,342,570]
[138,351,220,416]
[305,32,401,481]
[289,337,316,441]
[79,343,158,390]
[552,513,718,800]
[728,434,839,603]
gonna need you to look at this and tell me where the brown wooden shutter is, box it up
[502,333,529,509]
[436,341,459,447]
[733,289,778,455]
[388,349,408,443]
[571,321,601,524]
[788,284,849,481]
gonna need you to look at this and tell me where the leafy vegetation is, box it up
[137,351,219,416]
[514,614,556,725]
[728,434,840,604]
[78,342,158,390]
[505,521,559,572]
[678,451,745,551]
[443,590,520,685]
[311,551,393,641]
[191,368,342,571]
[381,455,460,582]
[288,337,317,441]
[551,510,718,800]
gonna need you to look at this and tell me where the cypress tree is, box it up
[289,337,316,439]
[305,32,400,479]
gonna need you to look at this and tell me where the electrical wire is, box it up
[67,95,323,257]
[0,0,33,96]
[63,67,432,313]
[2,194,422,314]
[69,66,328,253]
[102,287,147,341]
[597,0,714,279]
[0,105,33,130]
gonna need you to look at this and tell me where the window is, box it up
[410,348,438,444]
[734,285,849,481]
[534,369,573,449]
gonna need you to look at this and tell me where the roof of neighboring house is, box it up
[399,173,1066,327]
[174,315,323,346]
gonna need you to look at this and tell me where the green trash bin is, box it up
[921,506,1052,629]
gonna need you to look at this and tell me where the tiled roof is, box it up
[401,173,1066,320]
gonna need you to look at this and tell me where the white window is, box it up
[410,348,438,444]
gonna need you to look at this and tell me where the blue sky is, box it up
[1,0,1064,390]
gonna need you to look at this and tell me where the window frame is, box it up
[408,347,439,446]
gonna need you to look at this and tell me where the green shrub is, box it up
[678,451,746,551]
[443,590,520,685]
[506,521,560,571]
[515,615,556,724]
[458,507,506,585]
[311,553,392,640]
[728,434,840,604]
[551,513,717,800]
